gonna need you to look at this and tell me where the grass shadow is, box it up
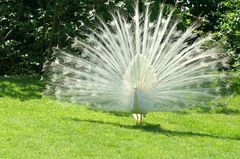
[190,105,240,115]
[0,76,44,101]
[66,117,240,141]
[86,107,132,117]
[214,108,240,115]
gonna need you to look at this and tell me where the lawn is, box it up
[0,76,240,159]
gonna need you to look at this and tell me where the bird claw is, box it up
[132,113,145,125]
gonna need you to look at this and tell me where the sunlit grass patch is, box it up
[0,76,239,158]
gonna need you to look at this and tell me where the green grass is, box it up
[0,76,240,159]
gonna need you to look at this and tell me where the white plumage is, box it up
[46,2,225,118]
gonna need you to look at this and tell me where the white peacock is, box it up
[45,2,226,124]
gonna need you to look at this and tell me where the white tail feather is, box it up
[45,3,226,113]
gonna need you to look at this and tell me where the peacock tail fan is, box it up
[44,2,229,114]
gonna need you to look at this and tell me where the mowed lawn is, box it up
[0,76,240,159]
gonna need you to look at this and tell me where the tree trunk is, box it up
[47,0,61,60]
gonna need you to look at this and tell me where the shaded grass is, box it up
[0,76,240,158]
[188,95,240,115]
[0,76,44,100]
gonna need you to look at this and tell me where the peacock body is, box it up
[45,2,225,115]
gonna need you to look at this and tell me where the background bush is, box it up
[0,0,239,76]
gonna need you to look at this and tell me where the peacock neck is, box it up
[131,87,139,113]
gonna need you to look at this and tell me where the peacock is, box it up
[45,2,226,124]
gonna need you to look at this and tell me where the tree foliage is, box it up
[215,0,240,69]
[0,0,239,75]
